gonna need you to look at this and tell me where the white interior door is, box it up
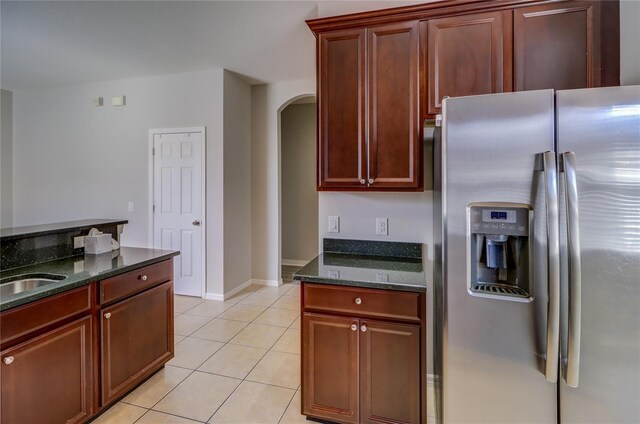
[152,129,204,297]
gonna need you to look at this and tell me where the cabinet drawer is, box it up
[100,260,172,305]
[0,285,93,347]
[303,283,421,323]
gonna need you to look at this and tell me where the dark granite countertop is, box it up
[293,252,427,293]
[0,219,128,241]
[0,247,179,311]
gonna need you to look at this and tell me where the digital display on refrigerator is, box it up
[491,211,508,220]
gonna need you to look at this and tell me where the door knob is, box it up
[192,220,201,226]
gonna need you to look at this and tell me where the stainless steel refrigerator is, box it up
[432,85,640,423]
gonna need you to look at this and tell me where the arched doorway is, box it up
[278,95,317,283]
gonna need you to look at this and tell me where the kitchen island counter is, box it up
[0,247,178,311]
[293,238,427,293]
[293,252,426,293]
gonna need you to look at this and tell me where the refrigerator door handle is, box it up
[543,151,560,383]
[562,151,582,387]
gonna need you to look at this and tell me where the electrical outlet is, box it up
[376,218,388,236]
[128,201,134,212]
[376,272,390,283]
[74,236,84,249]
[328,216,340,233]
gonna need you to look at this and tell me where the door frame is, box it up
[148,126,207,298]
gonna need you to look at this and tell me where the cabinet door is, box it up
[1,316,93,424]
[101,281,173,405]
[302,313,359,423]
[368,21,422,189]
[514,1,601,91]
[426,11,512,115]
[360,320,421,424]
[318,28,366,189]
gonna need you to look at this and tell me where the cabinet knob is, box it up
[351,324,357,332]
[360,325,367,332]
[3,356,14,365]
[104,312,111,319]
[355,297,362,305]
[139,275,148,281]
[368,178,374,184]
[360,179,365,184]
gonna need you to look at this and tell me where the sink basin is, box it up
[0,273,67,297]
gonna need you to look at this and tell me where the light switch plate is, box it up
[328,216,340,233]
[112,95,126,106]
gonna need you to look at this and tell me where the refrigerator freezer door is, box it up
[439,90,557,423]
[557,86,640,423]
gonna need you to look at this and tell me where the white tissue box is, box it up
[84,234,112,254]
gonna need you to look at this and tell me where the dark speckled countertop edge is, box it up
[293,274,427,293]
[0,219,129,241]
[293,237,428,293]
[0,249,179,312]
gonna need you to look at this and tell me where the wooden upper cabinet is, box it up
[425,11,512,115]
[318,28,366,189]
[316,23,422,191]
[514,1,601,91]
[368,21,421,189]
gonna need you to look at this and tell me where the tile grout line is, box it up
[123,284,300,424]
[200,282,299,422]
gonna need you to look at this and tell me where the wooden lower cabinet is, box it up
[0,316,93,424]
[302,313,360,423]
[360,320,421,424]
[302,283,425,424]
[101,280,174,405]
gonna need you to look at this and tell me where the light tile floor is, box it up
[94,282,306,424]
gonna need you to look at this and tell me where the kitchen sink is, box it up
[0,273,67,297]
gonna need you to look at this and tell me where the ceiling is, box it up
[1,0,424,91]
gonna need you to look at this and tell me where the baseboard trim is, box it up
[248,279,281,287]
[282,259,309,267]
[205,279,254,301]
[204,292,224,301]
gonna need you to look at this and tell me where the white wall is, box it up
[1,89,13,227]
[620,0,640,85]
[318,192,434,254]
[12,69,227,296]
[251,79,315,283]
[316,1,424,18]
[281,102,318,263]
[222,70,252,293]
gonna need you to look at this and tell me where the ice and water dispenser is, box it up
[468,203,533,301]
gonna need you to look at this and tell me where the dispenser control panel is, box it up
[470,206,529,236]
